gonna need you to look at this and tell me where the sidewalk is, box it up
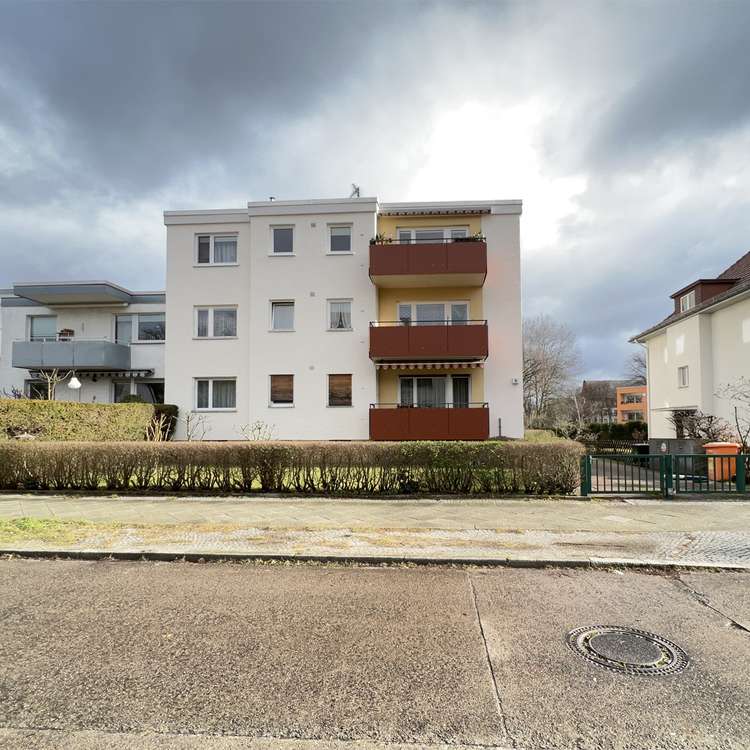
[1,494,749,567]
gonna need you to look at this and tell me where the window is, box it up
[397,227,469,243]
[680,290,696,313]
[270,374,294,406]
[329,225,352,253]
[115,315,133,345]
[196,235,238,265]
[399,374,470,407]
[195,307,237,338]
[29,315,57,341]
[625,411,644,421]
[621,394,643,404]
[114,381,165,404]
[137,313,165,341]
[195,378,236,410]
[397,301,469,325]
[328,374,352,407]
[328,299,352,330]
[273,226,294,254]
[24,380,48,400]
[678,366,689,388]
[271,301,294,331]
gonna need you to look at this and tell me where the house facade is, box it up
[632,250,750,438]
[164,197,524,440]
[0,282,165,403]
[615,384,648,423]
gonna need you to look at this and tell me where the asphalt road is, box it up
[0,559,748,750]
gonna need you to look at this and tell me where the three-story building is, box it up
[164,196,523,440]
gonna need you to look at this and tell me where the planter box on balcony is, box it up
[369,405,490,441]
[369,322,488,361]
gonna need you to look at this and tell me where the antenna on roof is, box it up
[350,184,360,198]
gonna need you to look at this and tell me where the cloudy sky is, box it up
[1,0,749,377]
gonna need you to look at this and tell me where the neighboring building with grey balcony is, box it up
[0,281,165,403]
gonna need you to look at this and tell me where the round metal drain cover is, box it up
[566,626,688,676]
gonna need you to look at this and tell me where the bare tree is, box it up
[523,315,581,425]
[716,377,750,450]
[236,420,276,441]
[625,349,647,385]
[667,410,734,441]
[37,369,74,400]
[182,412,210,441]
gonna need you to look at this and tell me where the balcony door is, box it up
[397,227,469,243]
[397,301,469,326]
[399,374,470,408]
[29,315,57,342]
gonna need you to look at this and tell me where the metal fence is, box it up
[580,453,748,497]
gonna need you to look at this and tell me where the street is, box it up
[1,558,748,749]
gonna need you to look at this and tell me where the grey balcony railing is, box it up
[12,338,131,370]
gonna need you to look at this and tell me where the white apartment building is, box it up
[632,250,750,438]
[164,197,524,441]
[0,282,165,403]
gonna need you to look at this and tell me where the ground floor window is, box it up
[114,380,165,404]
[195,378,236,410]
[328,374,352,407]
[24,380,48,400]
[270,374,294,406]
[398,374,470,408]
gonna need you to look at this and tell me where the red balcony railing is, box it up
[369,403,490,441]
[369,239,487,283]
[369,320,488,360]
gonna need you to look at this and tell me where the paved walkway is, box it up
[2,494,750,567]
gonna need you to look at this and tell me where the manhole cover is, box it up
[566,625,689,676]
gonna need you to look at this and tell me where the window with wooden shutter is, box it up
[328,374,352,407]
[270,374,294,405]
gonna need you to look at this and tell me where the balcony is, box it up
[369,403,490,440]
[369,238,487,287]
[12,339,131,371]
[369,321,488,361]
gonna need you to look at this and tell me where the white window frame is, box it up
[398,373,472,407]
[193,306,238,339]
[269,374,294,408]
[327,298,353,331]
[396,226,470,243]
[396,300,470,325]
[328,223,353,254]
[193,377,237,412]
[114,313,166,344]
[677,366,689,388]
[680,290,696,313]
[270,225,295,256]
[270,300,295,332]
[194,233,239,267]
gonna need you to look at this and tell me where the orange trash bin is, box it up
[703,442,741,482]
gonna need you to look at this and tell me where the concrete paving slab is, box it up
[678,570,750,631]
[0,559,505,747]
[471,567,750,749]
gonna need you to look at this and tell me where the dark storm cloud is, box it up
[0,1,391,191]
[1,0,750,378]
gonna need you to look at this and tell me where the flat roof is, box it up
[10,281,165,307]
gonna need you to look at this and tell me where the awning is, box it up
[29,369,155,379]
[375,361,484,370]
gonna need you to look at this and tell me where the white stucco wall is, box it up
[164,204,378,440]
[644,293,750,437]
[481,210,524,438]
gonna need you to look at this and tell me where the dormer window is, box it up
[679,290,696,313]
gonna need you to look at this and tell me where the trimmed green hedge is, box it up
[0,400,177,441]
[0,440,584,495]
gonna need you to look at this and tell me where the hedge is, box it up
[0,400,178,442]
[0,440,584,495]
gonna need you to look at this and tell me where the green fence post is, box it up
[580,455,591,497]
[737,454,747,494]
[663,454,674,498]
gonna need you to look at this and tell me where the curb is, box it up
[1,548,748,571]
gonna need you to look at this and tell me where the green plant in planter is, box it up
[370,233,392,244]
